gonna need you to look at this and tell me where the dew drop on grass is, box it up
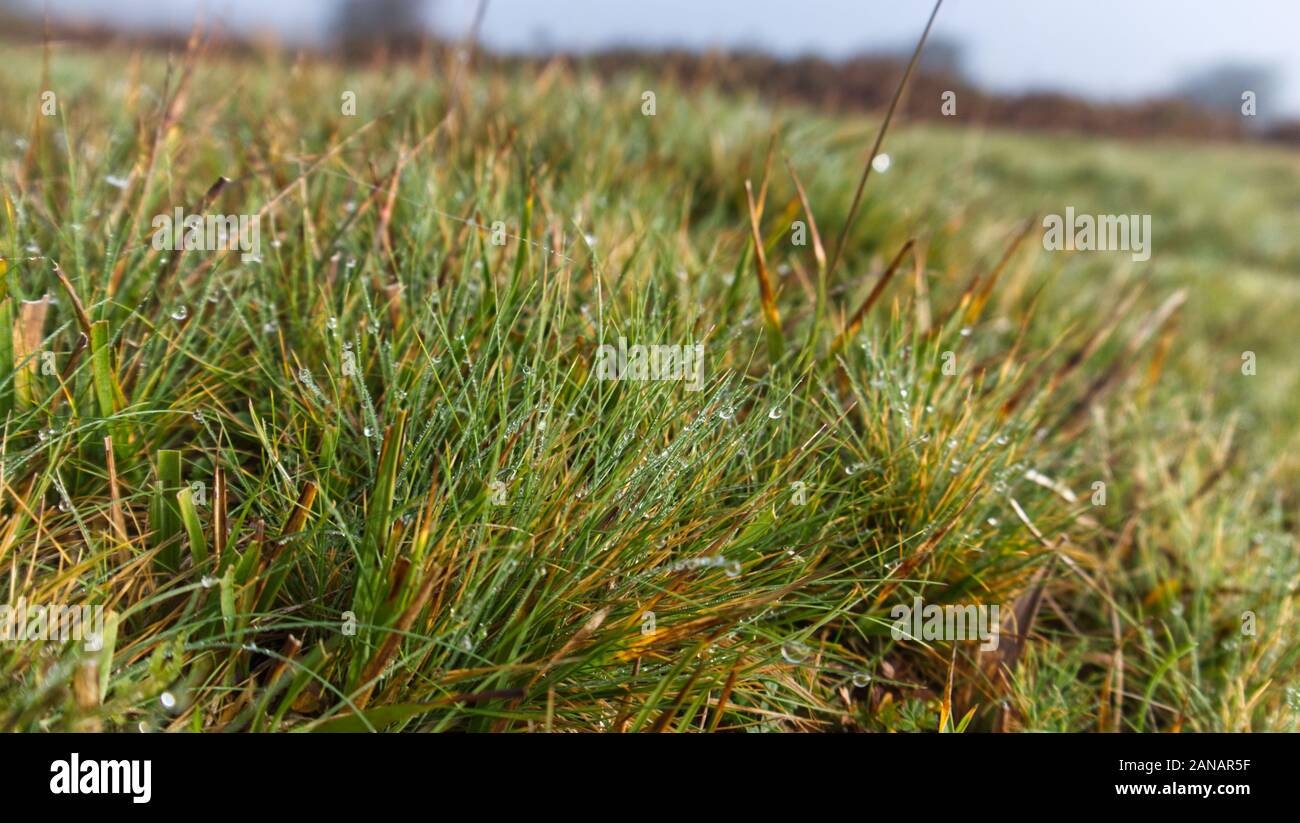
[986,517,1000,527]
[768,407,782,420]
[327,316,338,330]
[718,408,734,421]
[200,576,217,588]
[781,641,809,665]
[960,327,972,337]
[160,691,176,710]
[995,434,1009,446]
[170,305,188,321]
[852,672,873,688]
[363,426,373,438]
[871,153,891,173]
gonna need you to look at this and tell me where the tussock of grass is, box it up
[0,40,1296,732]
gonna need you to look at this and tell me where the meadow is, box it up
[0,41,1297,732]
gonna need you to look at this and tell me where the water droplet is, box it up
[852,672,873,688]
[363,426,374,438]
[160,691,176,709]
[995,434,1009,446]
[871,153,891,173]
[327,316,338,330]
[986,517,999,527]
[200,576,217,588]
[960,327,972,337]
[781,641,810,665]
[170,305,189,321]
[718,408,734,421]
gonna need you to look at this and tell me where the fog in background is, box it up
[10,0,1300,119]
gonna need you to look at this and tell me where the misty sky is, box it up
[20,0,1300,117]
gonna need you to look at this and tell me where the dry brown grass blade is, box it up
[745,179,784,358]
[530,606,612,685]
[1002,285,1143,417]
[873,490,976,606]
[828,238,915,356]
[707,655,746,732]
[931,218,1033,338]
[912,238,932,334]
[784,157,826,271]
[982,500,1066,730]
[825,0,943,285]
[161,176,231,285]
[354,568,440,710]
[213,462,228,563]
[755,133,777,216]
[103,436,130,572]
[51,262,93,339]
[964,218,1035,323]
[13,294,50,408]
[649,646,716,733]
[1054,289,1187,437]
[73,661,101,731]
[939,644,956,731]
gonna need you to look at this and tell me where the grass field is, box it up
[1,43,1298,732]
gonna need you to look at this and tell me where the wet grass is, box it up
[0,40,1297,731]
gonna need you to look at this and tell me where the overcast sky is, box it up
[21,0,1300,116]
